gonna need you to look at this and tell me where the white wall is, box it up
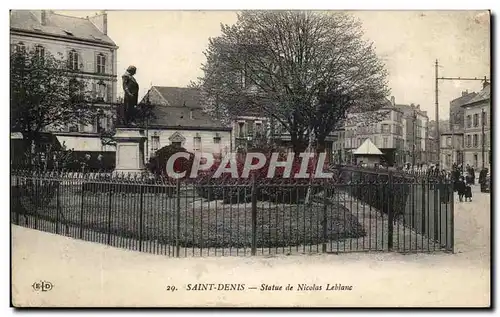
[147,129,231,158]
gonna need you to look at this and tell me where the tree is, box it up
[10,46,98,165]
[194,11,390,154]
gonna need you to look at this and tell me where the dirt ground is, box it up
[11,186,490,307]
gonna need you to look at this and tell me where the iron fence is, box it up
[10,168,454,256]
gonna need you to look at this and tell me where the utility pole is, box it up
[481,108,485,170]
[435,60,440,167]
[412,109,416,167]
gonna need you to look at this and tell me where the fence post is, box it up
[15,175,20,225]
[322,187,329,253]
[55,180,60,234]
[421,176,426,235]
[139,184,144,252]
[449,180,455,253]
[434,177,439,242]
[251,174,257,256]
[79,182,85,239]
[107,187,113,246]
[387,171,394,251]
[175,178,181,258]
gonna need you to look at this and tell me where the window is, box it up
[238,122,245,138]
[193,134,201,151]
[473,154,478,168]
[151,135,160,151]
[473,134,478,147]
[466,115,472,128]
[383,137,388,148]
[213,136,221,144]
[97,81,106,102]
[15,42,26,54]
[68,50,79,70]
[255,122,262,137]
[373,136,378,146]
[382,124,390,133]
[96,53,106,74]
[171,141,181,147]
[247,121,254,136]
[482,111,487,126]
[473,113,479,127]
[35,45,45,60]
[446,137,452,147]
[467,135,471,147]
[483,134,487,146]
[68,78,81,101]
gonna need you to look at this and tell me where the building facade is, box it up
[140,86,232,160]
[439,129,464,170]
[462,83,491,169]
[344,102,405,166]
[394,99,429,165]
[449,90,478,131]
[10,10,118,152]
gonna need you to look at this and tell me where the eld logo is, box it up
[32,280,53,292]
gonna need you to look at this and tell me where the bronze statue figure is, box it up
[119,65,139,126]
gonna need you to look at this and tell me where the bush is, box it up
[340,168,411,218]
[195,148,331,204]
[148,144,194,178]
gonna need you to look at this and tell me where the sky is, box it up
[58,10,491,121]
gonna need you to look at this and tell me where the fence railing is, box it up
[10,168,454,256]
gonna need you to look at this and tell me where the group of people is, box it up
[451,163,490,202]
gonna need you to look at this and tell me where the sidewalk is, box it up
[11,190,490,307]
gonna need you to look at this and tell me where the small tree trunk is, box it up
[304,130,314,205]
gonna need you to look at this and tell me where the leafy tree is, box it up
[10,46,98,165]
[194,11,390,154]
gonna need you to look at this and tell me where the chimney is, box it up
[31,10,48,25]
[88,11,108,35]
[483,80,490,89]
[41,10,47,25]
[462,90,469,96]
[390,96,395,106]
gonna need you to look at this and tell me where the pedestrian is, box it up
[456,176,466,202]
[465,180,473,202]
[470,166,475,185]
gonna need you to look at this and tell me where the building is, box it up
[462,82,491,169]
[439,129,464,170]
[231,107,338,162]
[140,86,232,160]
[449,90,478,130]
[428,119,449,164]
[10,10,118,152]
[344,100,405,166]
[393,98,429,165]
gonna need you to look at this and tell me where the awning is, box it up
[56,135,115,152]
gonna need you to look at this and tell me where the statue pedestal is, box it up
[113,127,147,175]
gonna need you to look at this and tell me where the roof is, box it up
[462,85,490,106]
[353,138,383,156]
[10,10,116,46]
[152,86,204,109]
[144,87,230,130]
[450,92,477,107]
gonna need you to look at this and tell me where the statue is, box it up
[119,65,139,126]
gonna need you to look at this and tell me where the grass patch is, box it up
[12,184,366,249]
